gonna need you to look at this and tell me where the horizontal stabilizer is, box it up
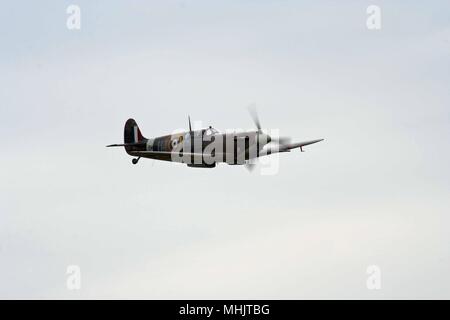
[106,142,146,147]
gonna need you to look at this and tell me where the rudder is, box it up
[124,118,145,144]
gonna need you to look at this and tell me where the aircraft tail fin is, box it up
[120,118,147,153]
[124,118,146,144]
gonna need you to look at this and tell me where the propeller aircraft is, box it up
[107,109,323,170]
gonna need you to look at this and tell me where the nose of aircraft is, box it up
[260,132,292,146]
[258,132,271,145]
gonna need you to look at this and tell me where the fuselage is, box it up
[126,127,269,167]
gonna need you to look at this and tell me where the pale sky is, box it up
[1,0,449,299]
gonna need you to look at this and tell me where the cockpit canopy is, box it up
[203,126,219,136]
[187,126,220,139]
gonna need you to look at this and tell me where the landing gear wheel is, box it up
[132,157,140,165]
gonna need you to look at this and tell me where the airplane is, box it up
[106,109,323,170]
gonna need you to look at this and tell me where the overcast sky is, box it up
[1,0,450,299]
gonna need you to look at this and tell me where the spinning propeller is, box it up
[247,106,291,145]
[245,106,292,172]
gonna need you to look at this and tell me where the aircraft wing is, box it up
[259,139,324,156]
[131,150,218,163]
[133,150,204,156]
